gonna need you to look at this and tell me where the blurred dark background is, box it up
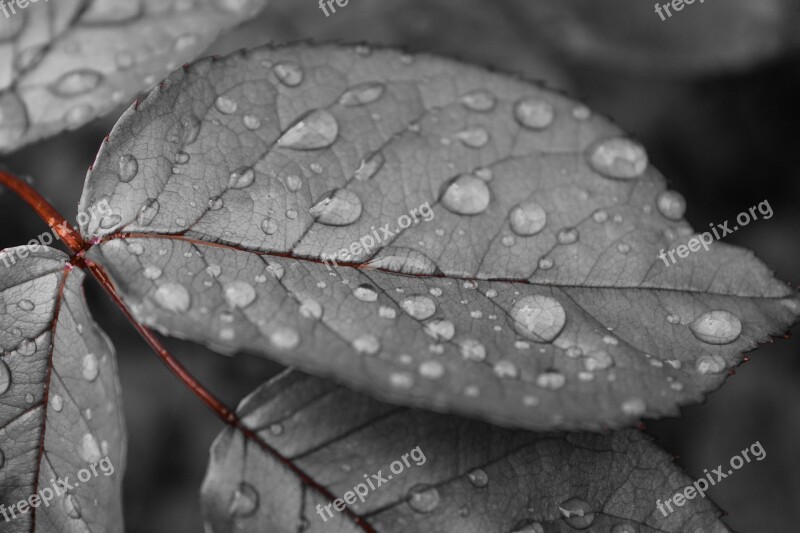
[2,1,799,531]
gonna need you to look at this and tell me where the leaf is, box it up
[78,44,800,430]
[499,0,800,75]
[0,247,125,532]
[200,370,729,533]
[0,0,268,154]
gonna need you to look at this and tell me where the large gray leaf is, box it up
[0,0,268,154]
[201,370,729,533]
[78,44,800,430]
[0,247,125,532]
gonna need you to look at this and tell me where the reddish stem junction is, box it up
[0,170,375,533]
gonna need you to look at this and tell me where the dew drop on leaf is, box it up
[277,110,339,150]
[299,299,323,319]
[65,104,93,129]
[243,115,261,130]
[621,398,647,417]
[401,295,436,320]
[559,497,595,529]
[228,482,259,518]
[424,319,455,341]
[118,154,138,183]
[656,190,687,221]
[285,175,302,192]
[143,266,163,280]
[441,175,491,215]
[154,283,191,313]
[695,354,727,375]
[460,90,496,112]
[455,127,490,148]
[137,199,160,226]
[0,360,11,395]
[51,394,64,412]
[586,138,648,179]
[82,353,100,382]
[272,62,304,87]
[389,372,414,389]
[228,167,255,189]
[514,97,555,130]
[378,305,396,319]
[467,468,489,487]
[17,299,34,311]
[79,433,102,463]
[339,82,386,107]
[493,360,519,379]
[214,95,238,115]
[419,360,445,380]
[354,152,385,181]
[407,484,440,513]
[353,284,379,302]
[174,33,198,52]
[260,217,277,235]
[556,227,579,245]
[536,371,566,390]
[689,310,742,345]
[208,196,224,211]
[270,327,299,350]
[175,152,190,164]
[224,281,257,309]
[353,335,381,354]
[459,339,486,362]
[50,69,103,97]
[511,295,566,342]
[309,190,362,226]
[509,202,547,236]
[17,338,35,356]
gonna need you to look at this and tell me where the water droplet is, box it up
[493,360,518,379]
[174,33,197,51]
[51,394,63,412]
[286,209,298,220]
[353,335,380,354]
[269,423,284,436]
[286,175,303,192]
[467,468,489,487]
[17,338,35,356]
[0,360,11,395]
[573,106,591,120]
[278,110,339,150]
[511,520,545,533]
[511,295,566,342]
[442,175,490,215]
[354,153,385,181]
[17,299,34,311]
[510,202,547,236]
[228,482,259,518]
[243,114,262,130]
[689,310,741,345]
[536,371,566,390]
[621,398,646,417]
[585,350,613,371]
[611,524,638,533]
[419,360,445,380]
[80,433,102,463]
[656,190,686,221]
[365,248,439,275]
[228,167,255,189]
[273,62,304,87]
[82,353,99,382]
[25,392,34,403]
[696,354,727,375]
[260,217,277,235]
[460,90,496,112]
[208,196,225,211]
[64,493,82,519]
[402,296,436,320]
[353,284,379,302]
[459,339,486,362]
[310,162,323,174]
[224,281,256,308]
[617,242,631,254]
[559,497,595,529]
[175,152,190,164]
[310,190,362,226]
[514,97,555,129]
[455,127,490,148]
[340,82,385,107]
[180,114,202,145]
[50,69,103,97]
[270,327,299,350]
[118,154,138,183]
[137,199,160,226]
[587,138,648,179]
[299,299,323,319]
[153,283,191,313]
[592,210,608,223]
[266,263,284,280]
[378,306,396,319]
[407,484,440,513]
[556,227,579,244]
[424,319,455,341]
[538,257,554,270]
[143,266,163,280]
[389,372,414,389]
[214,95,238,115]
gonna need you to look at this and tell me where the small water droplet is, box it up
[353,284,379,302]
[378,306,396,319]
[214,95,238,115]
[617,242,631,254]
[143,266,163,280]
[175,152,190,164]
[0,360,11,395]
[407,484,440,513]
[467,468,489,487]
[224,281,256,308]
[538,257,554,270]
[174,33,197,51]
[354,153,385,181]
[260,217,277,235]
[389,372,414,389]
[310,190,362,226]
[559,497,595,529]
[353,335,380,354]
[270,327,299,349]
[65,105,93,129]
[536,371,566,390]
[50,69,103,97]
[587,138,648,179]
[514,97,555,129]
[278,110,339,150]
[621,398,646,417]
[153,283,191,313]
[689,310,741,345]
[81,353,99,382]
[51,394,64,412]
[419,360,445,380]
[286,175,303,192]
[243,114,262,130]
[442,175,491,215]
[273,62,304,87]
[228,482,259,518]
[118,154,138,183]
[17,299,34,311]
[556,227,579,244]
[656,190,686,221]
[137,199,160,226]
[455,127,490,148]
[228,167,255,189]
[460,90,496,112]
[266,263,284,280]
[401,295,436,320]
[208,196,224,211]
[511,295,566,343]
[585,350,613,371]
[340,82,385,107]
[459,339,486,362]
[300,299,323,319]
[16,338,35,356]
[510,202,547,236]
[424,319,455,341]
[696,354,727,375]
[80,433,102,463]
[593,210,608,223]
[493,360,518,379]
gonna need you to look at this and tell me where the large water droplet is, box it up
[278,110,339,150]
[459,339,486,362]
[559,497,595,529]
[310,190,362,226]
[228,482,259,518]
[340,82,385,107]
[260,217,277,235]
[442,175,490,215]
[509,202,547,236]
[273,62,304,87]
[180,114,202,145]
[353,284,379,302]
[17,338,36,356]
[214,95,238,115]
[407,484,440,513]
[401,295,436,320]
[587,138,648,179]
[460,90,496,112]
[514,97,555,129]
[137,198,160,226]
[689,310,741,345]
[354,153,385,181]
[224,281,256,309]
[467,468,489,488]
[17,299,34,311]
[118,154,139,183]
[80,433,102,463]
[424,319,455,341]
[695,354,727,375]
[228,167,255,189]
[511,295,566,342]
[656,190,686,221]
[0,360,11,395]
[50,69,103,97]
[154,283,191,313]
